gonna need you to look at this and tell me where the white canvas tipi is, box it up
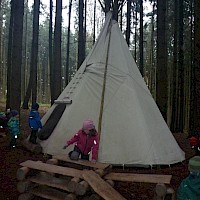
[39,12,185,166]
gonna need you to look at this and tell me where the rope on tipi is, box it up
[98,22,112,139]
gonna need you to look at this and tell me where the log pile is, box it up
[16,156,175,200]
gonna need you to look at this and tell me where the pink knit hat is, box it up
[82,119,95,130]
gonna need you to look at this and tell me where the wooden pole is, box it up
[18,193,34,200]
[75,180,89,195]
[17,180,34,193]
[16,167,30,181]
[68,177,80,192]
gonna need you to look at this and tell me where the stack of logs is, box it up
[16,156,175,200]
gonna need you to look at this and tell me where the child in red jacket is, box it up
[63,119,99,163]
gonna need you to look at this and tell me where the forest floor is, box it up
[0,102,195,200]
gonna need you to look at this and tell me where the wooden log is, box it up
[53,155,110,170]
[17,180,35,193]
[17,167,30,181]
[106,179,115,187]
[75,180,89,195]
[22,139,42,154]
[68,177,80,192]
[20,160,83,178]
[64,193,76,200]
[30,186,68,200]
[90,176,115,195]
[18,193,34,200]
[83,170,126,200]
[104,173,172,184]
[154,183,167,200]
[30,174,71,192]
[46,158,58,165]
[89,194,102,200]
[166,187,175,200]
[46,158,59,176]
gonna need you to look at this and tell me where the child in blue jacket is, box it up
[29,103,42,144]
[7,110,20,148]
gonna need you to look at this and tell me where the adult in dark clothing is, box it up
[28,103,42,144]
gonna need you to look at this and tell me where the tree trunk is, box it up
[156,0,168,121]
[21,0,29,103]
[93,0,96,45]
[22,0,40,108]
[192,0,200,135]
[49,0,53,105]
[66,0,72,86]
[126,0,131,46]
[31,0,40,104]
[77,0,85,69]
[134,1,138,62]
[170,0,178,132]
[176,0,184,132]
[139,0,143,76]
[149,2,156,98]
[10,0,24,111]
[53,0,62,100]
[6,0,14,109]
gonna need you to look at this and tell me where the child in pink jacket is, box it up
[63,119,99,163]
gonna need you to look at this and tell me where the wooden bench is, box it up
[83,170,126,200]
[53,155,111,170]
[19,160,83,179]
[104,172,172,184]
[104,172,174,200]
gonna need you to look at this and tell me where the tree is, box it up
[126,0,131,46]
[191,0,200,135]
[49,0,53,104]
[66,0,72,86]
[156,0,168,121]
[9,0,24,111]
[53,0,62,100]
[170,0,178,132]
[77,0,85,69]
[139,0,143,76]
[23,0,40,108]
[6,0,14,109]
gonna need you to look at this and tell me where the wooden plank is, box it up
[53,155,110,170]
[104,173,172,184]
[30,174,71,192]
[83,170,126,200]
[30,186,68,200]
[20,160,83,178]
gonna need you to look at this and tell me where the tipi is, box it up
[39,12,185,166]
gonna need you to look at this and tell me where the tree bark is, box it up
[53,0,62,100]
[139,0,143,76]
[77,0,85,69]
[66,0,72,86]
[156,0,168,121]
[10,0,24,111]
[6,0,14,109]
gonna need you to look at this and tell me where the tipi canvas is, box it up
[39,12,185,166]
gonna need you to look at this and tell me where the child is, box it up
[28,103,42,144]
[63,119,99,163]
[7,110,20,148]
[177,156,200,199]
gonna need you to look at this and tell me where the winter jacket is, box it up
[177,172,200,200]
[7,117,20,136]
[66,129,99,160]
[28,110,42,130]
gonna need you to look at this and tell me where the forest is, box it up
[0,0,199,136]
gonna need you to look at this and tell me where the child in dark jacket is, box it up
[28,103,42,144]
[7,110,20,148]
[63,119,99,163]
